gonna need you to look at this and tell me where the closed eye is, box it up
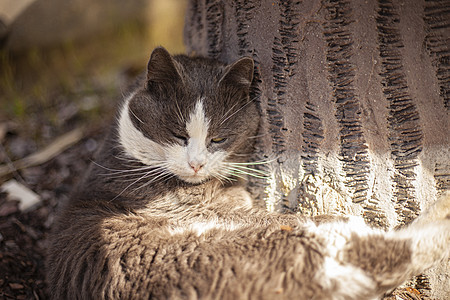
[174,134,188,145]
[211,137,227,144]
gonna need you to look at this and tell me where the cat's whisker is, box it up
[231,172,268,180]
[105,165,164,174]
[107,163,171,201]
[220,167,248,179]
[225,159,274,166]
[118,161,171,170]
[224,171,247,181]
[212,170,235,184]
[211,174,224,185]
[113,167,170,184]
[106,168,168,181]
[129,107,144,124]
[118,162,168,171]
[225,162,271,174]
[109,171,155,202]
[247,133,270,139]
[131,171,175,193]
[93,159,170,174]
[224,166,269,180]
[227,153,252,157]
[213,175,227,185]
[91,160,117,171]
[218,101,240,125]
[98,165,168,178]
[225,165,269,176]
[140,170,174,185]
[113,154,142,164]
[111,144,128,152]
[92,160,152,173]
[219,96,257,125]
[174,99,185,124]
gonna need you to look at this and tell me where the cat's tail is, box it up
[390,191,450,275]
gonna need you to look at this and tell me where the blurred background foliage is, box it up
[0,0,186,155]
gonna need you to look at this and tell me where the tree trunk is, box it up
[184,0,449,297]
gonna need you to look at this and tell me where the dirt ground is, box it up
[0,70,120,300]
[0,130,105,299]
[0,28,145,298]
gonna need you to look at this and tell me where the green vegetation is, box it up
[0,1,185,149]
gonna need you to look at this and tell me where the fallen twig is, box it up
[0,127,85,177]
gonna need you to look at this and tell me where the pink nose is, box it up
[189,161,203,173]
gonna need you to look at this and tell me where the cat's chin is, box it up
[177,174,211,185]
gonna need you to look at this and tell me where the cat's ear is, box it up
[146,47,182,86]
[219,57,254,89]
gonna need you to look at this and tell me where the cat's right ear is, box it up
[146,47,182,87]
[219,57,254,89]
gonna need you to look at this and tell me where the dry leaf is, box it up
[9,283,24,290]
[280,225,293,232]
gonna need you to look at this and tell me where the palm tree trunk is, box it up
[184,0,450,297]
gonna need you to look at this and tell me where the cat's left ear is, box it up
[146,47,182,85]
[219,57,254,89]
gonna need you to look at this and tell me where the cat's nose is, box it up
[189,161,204,173]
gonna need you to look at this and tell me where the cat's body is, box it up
[47,47,450,300]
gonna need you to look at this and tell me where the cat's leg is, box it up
[389,192,450,276]
[216,184,255,209]
[308,216,384,299]
[409,191,450,227]
[311,192,450,300]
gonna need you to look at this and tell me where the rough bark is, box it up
[184,0,449,298]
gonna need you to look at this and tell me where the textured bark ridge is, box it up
[184,0,449,297]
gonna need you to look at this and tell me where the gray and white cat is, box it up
[47,47,450,300]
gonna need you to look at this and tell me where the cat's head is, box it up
[118,47,259,184]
